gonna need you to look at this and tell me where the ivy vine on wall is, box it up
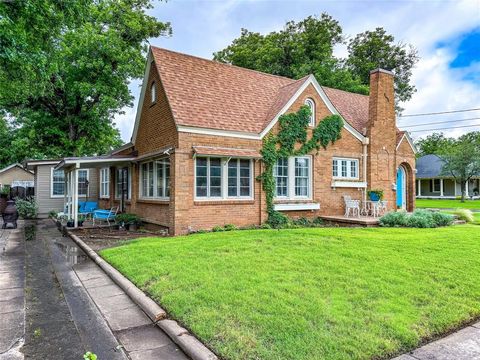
[258,106,344,226]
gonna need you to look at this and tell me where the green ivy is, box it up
[258,106,343,226]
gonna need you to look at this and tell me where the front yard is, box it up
[416,198,480,209]
[101,225,480,360]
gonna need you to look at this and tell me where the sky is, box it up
[115,0,480,142]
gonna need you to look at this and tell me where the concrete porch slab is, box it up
[320,215,380,227]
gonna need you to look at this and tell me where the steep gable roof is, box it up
[151,47,298,134]
[133,47,406,143]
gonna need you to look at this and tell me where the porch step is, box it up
[320,215,379,227]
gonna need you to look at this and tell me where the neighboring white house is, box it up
[416,154,480,199]
[25,160,98,218]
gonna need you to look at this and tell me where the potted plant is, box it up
[115,213,141,231]
[367,189,384,202]
[66,215,86,227]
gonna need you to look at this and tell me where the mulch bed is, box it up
[70,226,167,251]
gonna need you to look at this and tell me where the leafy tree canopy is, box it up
[438,132,480,202]
[0,0,171,166]
[415,132,454,157]
[214,14,419,109]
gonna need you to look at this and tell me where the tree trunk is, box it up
[460,181,466,203]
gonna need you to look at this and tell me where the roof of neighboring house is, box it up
[150,47,372,135]
[416,154,445,178]
[0,163,33,174]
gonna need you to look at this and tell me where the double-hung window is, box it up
[51,169,89,197]
[140,159,170,199]
[273,156,312,199]
[432,179,441,193]
[332,158,359,180]
[195,157,253,199]
[100,168,110,198]
[228,159,251,197]
[51,169,65,197]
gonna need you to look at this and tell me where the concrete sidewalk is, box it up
[393,322,480,360]
[0,225,25,360]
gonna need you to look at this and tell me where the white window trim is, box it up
[274,156,313,201]
[194,157,254,201]
[332,157,360,180]
[115,166,132,200]
[305,98,315,127]
[99,167,110,199]
[138,160,169,200]
[50,168,89,198]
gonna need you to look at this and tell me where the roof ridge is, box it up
[151,46,299,83]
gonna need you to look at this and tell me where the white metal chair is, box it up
[343,196,360,218]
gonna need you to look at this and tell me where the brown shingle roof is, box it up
[151,47,371,136]
[322,87,369,134]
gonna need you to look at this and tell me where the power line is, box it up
[398,108,480,118]
[406,124,480,133]
[400,117,480,128]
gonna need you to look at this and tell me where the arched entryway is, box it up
[396,166,407,210]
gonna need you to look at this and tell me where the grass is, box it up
[101,226,480,360]
[416,198,480,209]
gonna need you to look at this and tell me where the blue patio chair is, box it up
[80,201,98,219]
[93,206,119,226]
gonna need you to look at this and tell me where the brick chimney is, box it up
[366,69,397,204]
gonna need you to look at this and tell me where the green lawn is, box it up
[416,198,480,209]
[101,226,480,360]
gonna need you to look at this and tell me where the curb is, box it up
[66,229,218,360]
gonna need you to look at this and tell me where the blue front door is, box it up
[396,167,404,208]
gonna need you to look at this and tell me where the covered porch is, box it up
[55,155,136,228]
[416,178,480,199]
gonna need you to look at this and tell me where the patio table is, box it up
[361,200,387,217]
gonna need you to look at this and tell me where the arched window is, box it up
[151,82,156,104]
[304,98,315,126]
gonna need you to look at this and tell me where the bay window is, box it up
[100,168,110,198]
[332,158,359,180]
[140,159,170,199]
[273,156,312,199]
[195,157,253,199]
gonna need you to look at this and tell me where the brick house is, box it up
[53,46,416,235]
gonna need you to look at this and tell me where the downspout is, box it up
[362,137,369,204]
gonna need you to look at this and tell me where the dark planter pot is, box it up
[66,220,84,227]
[369,193,380,201]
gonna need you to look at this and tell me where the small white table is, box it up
[361,200,387,217]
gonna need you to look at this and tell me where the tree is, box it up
[439,136,480,202]
[415,133,454,157]
[346,28,419,111]
[0,0,171,161]
[213,14,369,95]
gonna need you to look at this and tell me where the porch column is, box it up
[454,181,458,196]
[440,179,444,197]
[465,180,469,198]
[418,179,421,196]
[67,170,72,220]
[73,168,79,227]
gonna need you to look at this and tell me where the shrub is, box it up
[224,224,237,231]
[48,210,58,219]
[292,217,311,227]
[379,211,408,227]
[267,211,290,228]
[115,213,141,225]
[312,217,324,226]
[431,212,454,226]
[260,223,272,229]
[453,208,475,223]
[15,197,38,219]
[406,210,436,228]
[212,225,224,232]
